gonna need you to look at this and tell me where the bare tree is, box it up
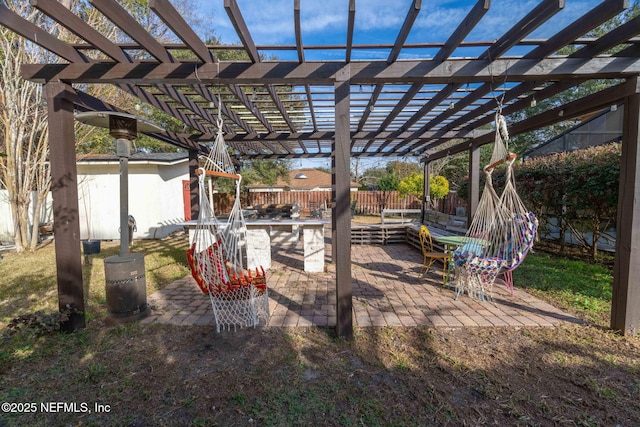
[0,0,217,251]
[0,3,49,252]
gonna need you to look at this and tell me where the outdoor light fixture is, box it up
[611,104,618,112]
[449,102,455,109]
[530,96,536,107]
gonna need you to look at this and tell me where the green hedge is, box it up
[460,142,621,259]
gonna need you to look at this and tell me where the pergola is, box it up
[1,0,639,337]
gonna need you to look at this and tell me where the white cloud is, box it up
[196,0,604,55]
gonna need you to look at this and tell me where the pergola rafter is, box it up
[2,0,640,337]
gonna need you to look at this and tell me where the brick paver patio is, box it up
[142,235,582,329]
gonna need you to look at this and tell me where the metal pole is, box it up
[117,138,131,257]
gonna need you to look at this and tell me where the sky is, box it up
[197,0,600,59]
[192,0,605,170]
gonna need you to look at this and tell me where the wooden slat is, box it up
[150,0,215,63]
[192,85,252,134]
[117,84,209,134]
[387,0,421,64]
[432,0,490,63]
[569,14,640,59]
[390,0,563,153]
[419,6,636,154]
[365,0,490,150]
[89,0,173,63]
[294,0,304,63]
[266,85,297,133]
[32,0,130,62]
[356,85,383,132]
[484,153,517,172]
[480,0,563,61]
[426,78,639,161]
[345,0,356,63]
[524,0,628,60]
[197,169,241,180]
[0,5,88,63]
[224,0,260,63]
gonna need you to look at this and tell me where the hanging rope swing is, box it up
[186,112,269,331]
[451,113,538,300]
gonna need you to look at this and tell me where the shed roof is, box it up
[76,152,188,165]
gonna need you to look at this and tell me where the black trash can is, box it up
[82,239,101,255]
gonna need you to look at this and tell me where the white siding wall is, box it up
[77,161,188,240]
[0,190,53,244]
[1,161,187,244]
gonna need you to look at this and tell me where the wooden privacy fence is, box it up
[211,191,465,216]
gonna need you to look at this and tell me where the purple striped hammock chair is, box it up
[452,113,538,301]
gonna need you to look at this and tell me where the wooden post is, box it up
[188,149,199,220]
[611,77,640,335]
[334,66,353,338]
[468,145,481,224]
[422,161,431,222]
[45,81,85,332]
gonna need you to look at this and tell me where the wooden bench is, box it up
[406,223,456,252]
[381,208,421,224]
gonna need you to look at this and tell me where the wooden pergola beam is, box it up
[387,0,421,64]
[0,4,88,63]
[345,0,356,63]
[187,128,486,144]
[425,78,640,161]
[89,0,173,62]
[403,0,628,153]
[150,0,216,63]
[21,58,640,86]
[31,0,130,62]
[611,76,640,335]
[224,0,260,63]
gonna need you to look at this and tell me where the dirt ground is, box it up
[1,322,639,426]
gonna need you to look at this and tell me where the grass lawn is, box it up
[1,232,639,426]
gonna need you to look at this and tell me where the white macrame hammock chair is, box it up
[186,117,269,332]
[452,113,538,300]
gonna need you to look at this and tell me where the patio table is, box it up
[432,235,490,287]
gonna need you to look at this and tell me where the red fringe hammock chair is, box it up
[186,117,269,331]
[452,113,538,300]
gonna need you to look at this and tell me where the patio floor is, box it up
[142,235,582,329]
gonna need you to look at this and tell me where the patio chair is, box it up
[418,225,451,286]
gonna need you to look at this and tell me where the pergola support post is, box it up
[188,149,200,220]
[611,77,640,335]
[45,81,85,332]
[468,145,481,223]
[422,160,431,221]
[334,67,353,338]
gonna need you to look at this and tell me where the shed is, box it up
[77,152,189,240]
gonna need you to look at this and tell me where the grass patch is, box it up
[1,232,639,426]
[0,233,189,326]
[513,251,612,325]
